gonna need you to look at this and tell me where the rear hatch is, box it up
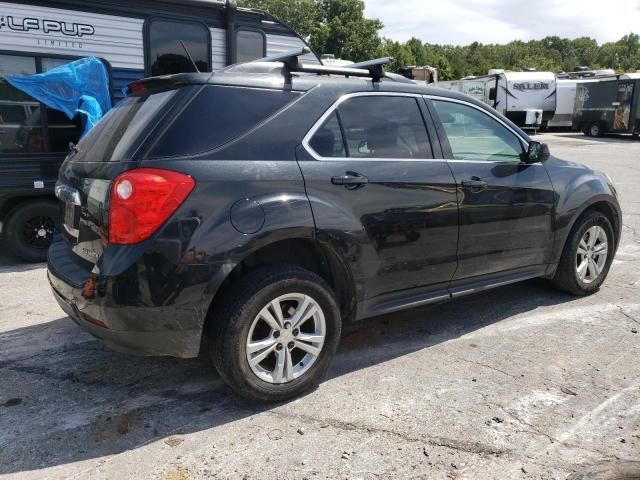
[55,75,203,264]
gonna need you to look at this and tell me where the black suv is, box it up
[48,52,621,402]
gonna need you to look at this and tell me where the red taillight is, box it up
[128,82,147,95]
[109,168,195,244]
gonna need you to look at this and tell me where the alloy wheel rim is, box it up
[246,293,326,384]
[22,216,55,249]
[576,226,608,284]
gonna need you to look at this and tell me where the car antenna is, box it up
[180,40,201,73]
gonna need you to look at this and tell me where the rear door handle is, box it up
[332,172,369,188]
[461,177,488,192]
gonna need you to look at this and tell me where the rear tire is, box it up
[4,200,59,263]
[209,266,341,403]
[551,210,614,296]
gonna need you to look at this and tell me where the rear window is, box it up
[74,89,177,162]
[149,85,301,158]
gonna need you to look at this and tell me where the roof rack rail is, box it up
[252,48,393,81]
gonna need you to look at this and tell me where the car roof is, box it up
[133,64,530,142]
[207,64,503,112]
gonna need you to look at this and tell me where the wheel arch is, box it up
[202,237,357,342]
[548,195,621,277]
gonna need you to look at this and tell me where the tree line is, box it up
[238,0,640,80]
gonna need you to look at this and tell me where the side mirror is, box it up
[525,141,550,163]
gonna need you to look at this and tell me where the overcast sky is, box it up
[364,0,640,46]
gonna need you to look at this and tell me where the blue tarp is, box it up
[6,56,111,138]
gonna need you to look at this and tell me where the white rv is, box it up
[437,71,557,128]
[0,0,319,103]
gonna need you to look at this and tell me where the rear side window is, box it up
[150,86,301,158]
[308,96,433,159]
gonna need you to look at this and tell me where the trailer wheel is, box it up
[588,122,603,138]
[4,200,59,263]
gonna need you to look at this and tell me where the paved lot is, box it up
[1,132,639,480]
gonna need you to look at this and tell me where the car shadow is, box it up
[0,279,578,475]
[0,252,44,274]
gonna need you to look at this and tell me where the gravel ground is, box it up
[0,132,639,480]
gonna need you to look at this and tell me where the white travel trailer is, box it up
[547,79,600,128]
[437,71,557,128]
[0,0,319,103]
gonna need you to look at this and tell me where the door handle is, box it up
[332,172,369,188]
[461,177,488,192]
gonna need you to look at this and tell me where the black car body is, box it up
[48,55,622,401]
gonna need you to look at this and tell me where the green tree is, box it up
[238,0,384,61]
[237,0,320,39]
[236,1,639,75]
[311,0,384,61]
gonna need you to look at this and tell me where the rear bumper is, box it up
[47,239,203,358]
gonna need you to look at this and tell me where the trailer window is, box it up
[237,30,266,63]
[0,55,44,154]
[42,57,83,151]
[0,53,92,155]
[147,19,211,76]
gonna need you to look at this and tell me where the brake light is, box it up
[109,168,195,244]
[128,82,147,95]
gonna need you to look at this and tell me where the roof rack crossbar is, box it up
[348,57,394,81]
[253,47,311,69]
[252,49,393,81]
[293,64,372,78]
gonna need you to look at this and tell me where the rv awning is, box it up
[5,56,112,138]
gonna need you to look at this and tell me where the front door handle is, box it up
[332,172,369,188]
[461,177,488,192]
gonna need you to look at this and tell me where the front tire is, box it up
[209,266,341,403]
[551,210,614,296]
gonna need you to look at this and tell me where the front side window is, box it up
[432,100,524,162]
[147,19,211,76]
[337,96,432,159]
[0,55,43,154]
[237,30,265,63]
